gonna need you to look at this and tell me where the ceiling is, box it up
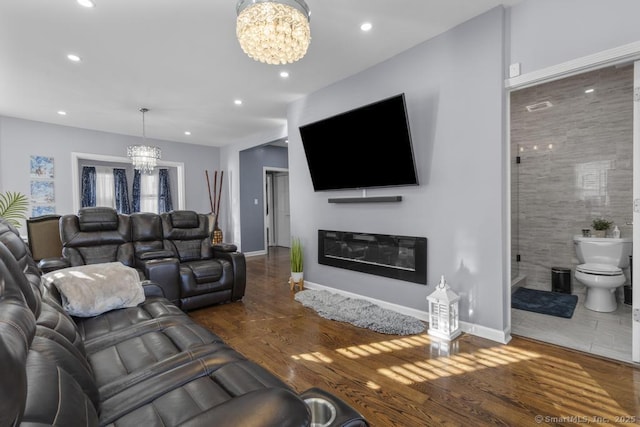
[0,0,520,147]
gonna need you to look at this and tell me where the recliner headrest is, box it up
[170,211,199,229]
[78,207,119,232]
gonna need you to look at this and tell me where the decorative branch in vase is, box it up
[205,170,224,244]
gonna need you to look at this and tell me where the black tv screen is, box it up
[299,94,418,191]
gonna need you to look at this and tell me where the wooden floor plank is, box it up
[189,247,640,426]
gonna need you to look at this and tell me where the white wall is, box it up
[0,116,220,230]
[220,125,287,250]
[287,8,507,334]
[509,0,640,75]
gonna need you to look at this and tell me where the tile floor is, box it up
[511,290,633,363]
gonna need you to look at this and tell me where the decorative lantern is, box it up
[427,275,461,341]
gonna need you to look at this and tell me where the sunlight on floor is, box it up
[291,352,333,363]
[366,380,381,390]
[287,333,635,420]
[335,334,432,359]
[377,345,543,384]
[526,358,634,421]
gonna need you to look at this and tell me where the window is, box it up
[95,166,116,208]
[139,170,159,213]
[72,153,185,214]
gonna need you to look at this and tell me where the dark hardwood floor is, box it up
[189,247,639,426]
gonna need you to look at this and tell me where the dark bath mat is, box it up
[512,287,578,319]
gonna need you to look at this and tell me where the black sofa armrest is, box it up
[213,250,246,301]
[141,280,166,299]
[37,257,71,274]
[179,388,309,427]
[212,243,238,253]
[136,257,181,305]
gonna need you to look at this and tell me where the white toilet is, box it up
[573,236,632,312]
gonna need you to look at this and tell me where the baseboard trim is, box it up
[244,250,267,257]
[303,281,510,344]
[460,322,511,344]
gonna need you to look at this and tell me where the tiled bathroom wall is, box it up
[511,65,633,293]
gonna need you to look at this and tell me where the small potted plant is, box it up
[290,237,304,290]
[591,218,613,238]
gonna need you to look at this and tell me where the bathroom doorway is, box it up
[509,63,638,363]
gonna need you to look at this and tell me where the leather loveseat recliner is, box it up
[42,207,246,310]
[56,207,184,306]
[0,218,369,426]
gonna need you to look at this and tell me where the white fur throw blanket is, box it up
[42,262,145,317]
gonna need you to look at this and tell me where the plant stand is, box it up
[289,276,304,292]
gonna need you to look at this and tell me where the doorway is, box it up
[509,63,638,363]
[264,168,290,250]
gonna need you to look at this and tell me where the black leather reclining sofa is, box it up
[0,219,368,426]
[41,207,246,311]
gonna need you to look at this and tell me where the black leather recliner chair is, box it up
[161,210,246,310]
[60,206,134,266]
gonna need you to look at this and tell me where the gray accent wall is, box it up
[239,144,288,252]
[287,8,508,332]
[0,116,220,231]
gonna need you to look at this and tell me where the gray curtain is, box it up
[113,168,131,214]
[81,166,96,207]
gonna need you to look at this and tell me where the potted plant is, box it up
[591,218,613,238]
[290,237,304,284]
[0,191,28,228]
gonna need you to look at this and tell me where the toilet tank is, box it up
[573,236,633,268]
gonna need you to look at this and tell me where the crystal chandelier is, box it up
[127,108,161,174]
[236,0,311,65]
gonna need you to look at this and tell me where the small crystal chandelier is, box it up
[236,0,311,65]
[127,108,161,174]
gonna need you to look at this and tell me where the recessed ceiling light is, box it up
[360,22,373,32]
[280,71,289,78]
[234,99,243,105]
[585,88,595,94]
[67,54,81,62]
[77,0,95,8]
[57,111,67,116]
[184,131,191,136]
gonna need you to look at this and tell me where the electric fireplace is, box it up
[318,230,427,284]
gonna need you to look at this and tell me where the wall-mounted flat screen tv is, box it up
[299,93,418,191]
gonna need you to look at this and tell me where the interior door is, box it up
[265,173,275,246]
[274,172,291,247]
[632,61,640,363]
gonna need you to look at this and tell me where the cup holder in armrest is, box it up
[305,398,337,427]
[300,387,369,427]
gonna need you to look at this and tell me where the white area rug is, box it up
[294,289,425,335]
